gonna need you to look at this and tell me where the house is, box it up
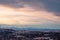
[33,37,53,40]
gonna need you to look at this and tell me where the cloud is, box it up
[0,5,42,25]
[0,5,60,25]
[39,0,60,16]
[0,4,60,29]
[0,0,60,26]
[21,0,60,16]
[0,0,24,8]
[0,0,60,16]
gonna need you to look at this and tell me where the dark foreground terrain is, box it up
[0,29,60,40]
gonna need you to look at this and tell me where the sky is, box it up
[0,0,60,29]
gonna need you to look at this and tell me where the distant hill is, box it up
[0,24,60,31]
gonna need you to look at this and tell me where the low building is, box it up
[33,37,53,40]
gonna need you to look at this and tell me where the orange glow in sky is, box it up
[0,5,60,25]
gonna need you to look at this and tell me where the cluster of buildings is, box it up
[0,29,60,40]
